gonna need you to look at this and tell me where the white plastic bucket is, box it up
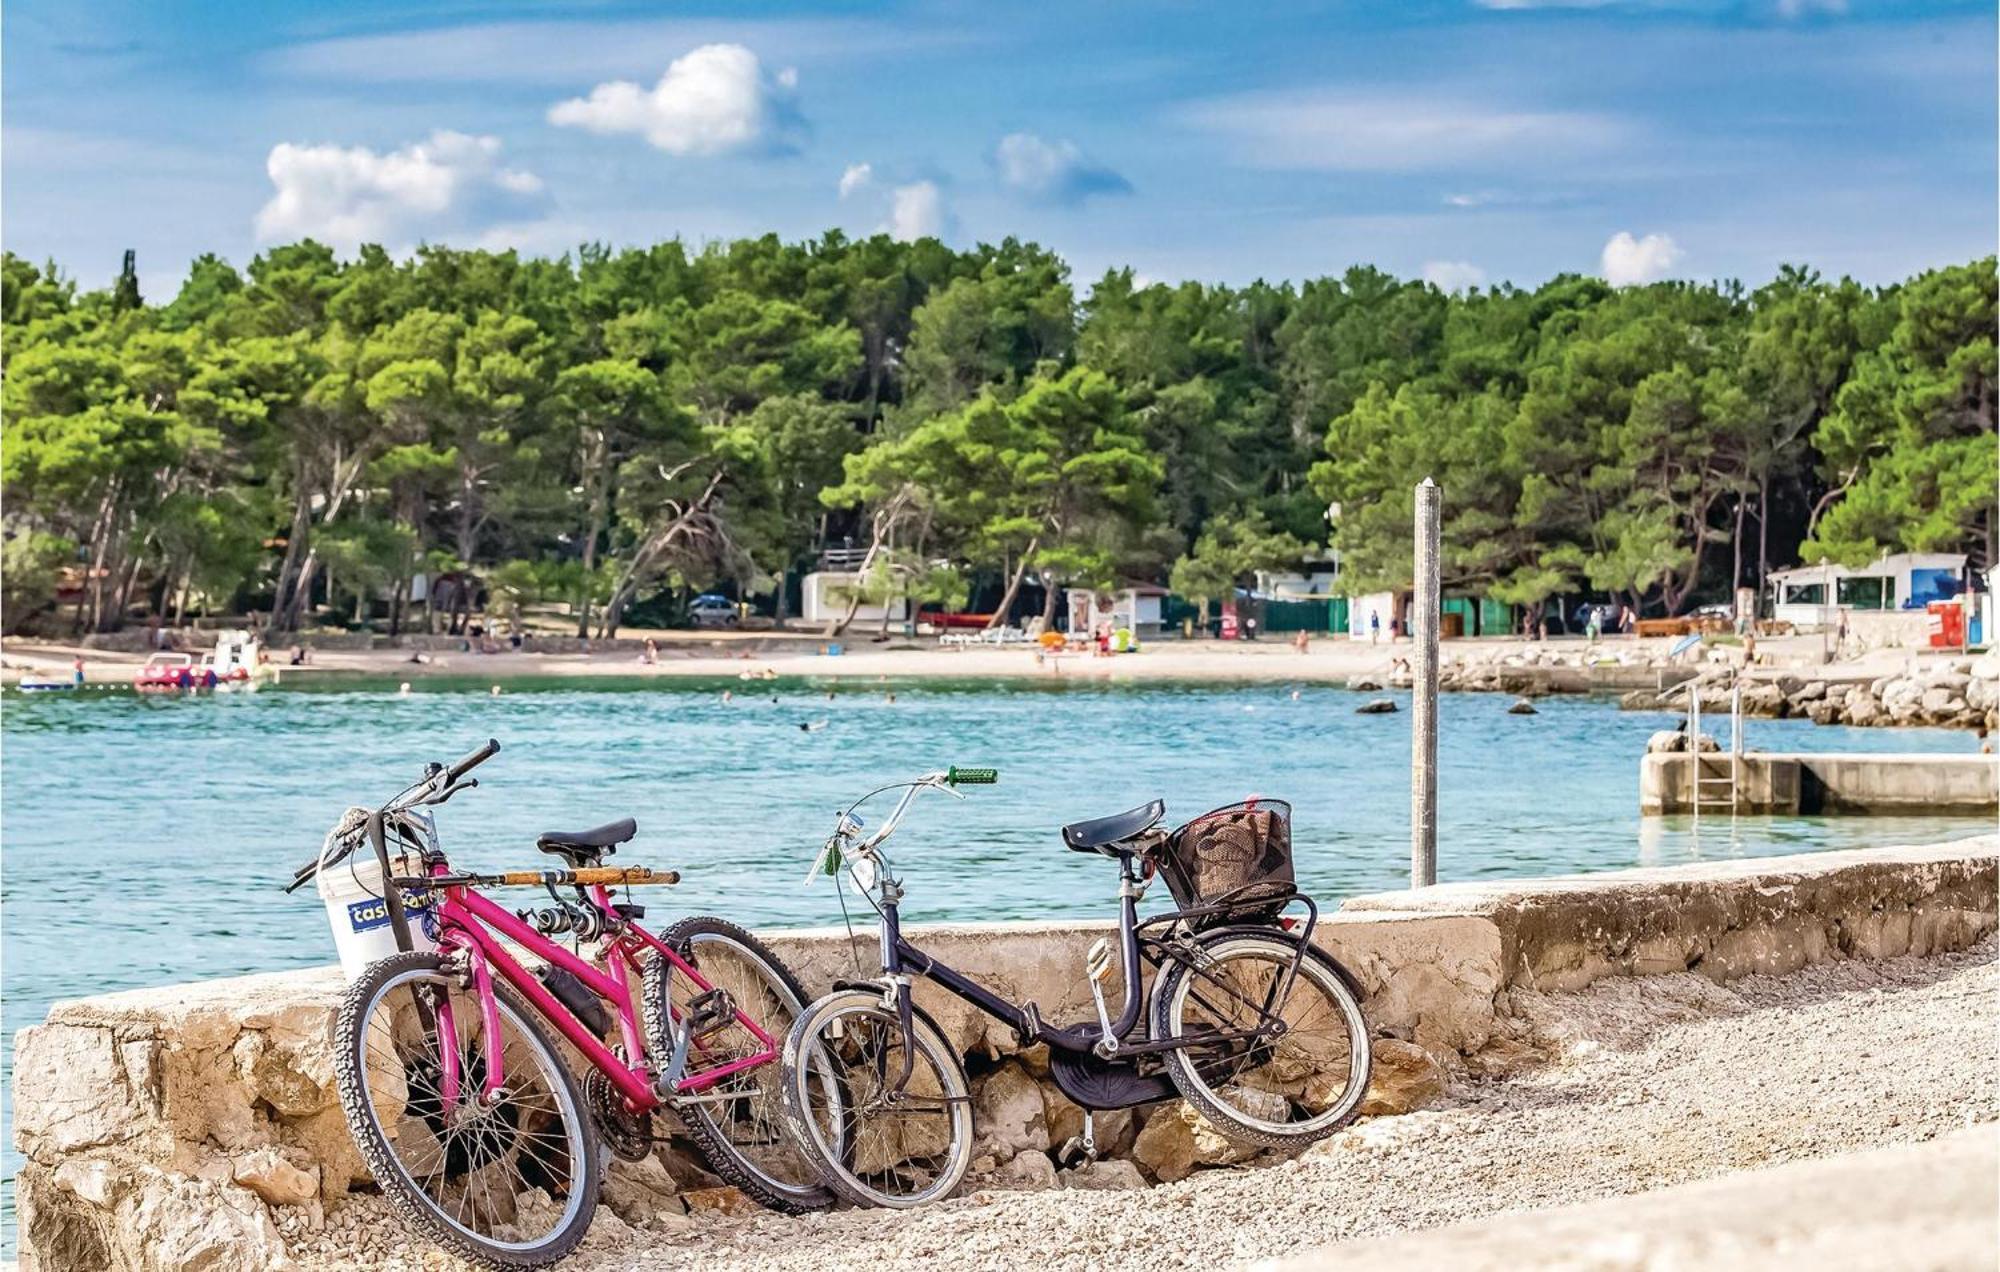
[319,846,437,981]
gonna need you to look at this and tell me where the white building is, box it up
[1768,552,1969,629]
[1066,585,1166,638]
[800,571,910,625]
[1346,590,1400,642]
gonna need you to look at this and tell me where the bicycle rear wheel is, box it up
[640,916,835,1213]
[1153,931,1370,1149]
[333,951,601,1269]
[777,988,973,1209]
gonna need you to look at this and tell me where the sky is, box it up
[3,0,1994,302]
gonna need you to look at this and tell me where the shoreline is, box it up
[1,629,1972,690]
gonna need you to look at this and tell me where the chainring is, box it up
[585,1067,655,1162]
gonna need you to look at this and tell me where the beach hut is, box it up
[1066,584,1166,639]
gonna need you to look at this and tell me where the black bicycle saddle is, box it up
[1060,799,1165,854]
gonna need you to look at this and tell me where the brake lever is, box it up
[428,778,477,805]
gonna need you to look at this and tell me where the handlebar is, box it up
[446,738,500,783]
[808,765,997,885]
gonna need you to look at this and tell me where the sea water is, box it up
[0,674,1986,1242]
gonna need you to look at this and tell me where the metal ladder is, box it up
[1674,671,1743,823]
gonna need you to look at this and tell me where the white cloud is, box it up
[993,132,1131,204]
[1422,260,1488,292]
[838,162,873,199]
[1186,92,1628,172]
[254,130,549,250]
[886,181,946,241]
[1600,231,1683,285]
[547,44,802,157]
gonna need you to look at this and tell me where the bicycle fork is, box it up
[436,934,510,1116]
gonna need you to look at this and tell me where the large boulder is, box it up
[1359,1039,1447,1116]
[1738,682,1786,717]
[1130,1098,1275,1183]
[970,1062,1050,1164]
[1921,687,1969,723]
[1844,693,1884,727]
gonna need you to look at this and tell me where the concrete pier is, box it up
[1641,751,1998,815]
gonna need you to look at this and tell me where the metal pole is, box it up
[1411,477,1441,887]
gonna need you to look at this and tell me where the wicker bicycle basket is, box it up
[1156,799,1295,920]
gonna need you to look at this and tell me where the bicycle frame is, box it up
[821,769,1321,1101]
[420,869,780,1118]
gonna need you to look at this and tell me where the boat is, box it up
[133,630,269,692]
[18,674,76,692]
[134,652,210,692]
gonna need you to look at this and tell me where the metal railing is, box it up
[1663,669,1743,821]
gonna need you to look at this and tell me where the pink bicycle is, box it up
[289,741,835,1266]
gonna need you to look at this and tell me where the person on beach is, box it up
[641,639,658,665]
[1370,610,1381,644]
[1293,629,1309,654]
[72,656,85,686]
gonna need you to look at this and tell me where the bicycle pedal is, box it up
[685,987,735,1038]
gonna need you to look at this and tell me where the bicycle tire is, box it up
[332,951,602,1269]
[1152,930,1371,1150]
[640,916,836,1214]
[776,988,973,1209]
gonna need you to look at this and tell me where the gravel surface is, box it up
[288,939,1999,1271]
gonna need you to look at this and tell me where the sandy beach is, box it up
[0,628,1950,690]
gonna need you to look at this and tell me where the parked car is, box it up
[688,593,741,628]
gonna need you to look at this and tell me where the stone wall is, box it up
[14,837,1996,1270]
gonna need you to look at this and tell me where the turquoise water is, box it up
[0,675,1988,1243]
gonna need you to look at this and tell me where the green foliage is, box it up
[1804,258,1997,564]
[2,528,75,633]
[0,238,1989,641]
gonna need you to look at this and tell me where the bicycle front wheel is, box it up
[640,916,835,1213]
[777,989,973,1209]
[1153,931,1371,1149]
[333,951,601,1269]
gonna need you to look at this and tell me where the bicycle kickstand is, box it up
[1057,1111,1098,1169]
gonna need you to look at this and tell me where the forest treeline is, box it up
[2,235,1993,636]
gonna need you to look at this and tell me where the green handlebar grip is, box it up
[947,766,998,785]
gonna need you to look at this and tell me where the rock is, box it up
[971,1063,1049,1162]
[1359,1038,1446,1116]
[1506,699,1538,715]
[1646,729,1687,754]
[1356,699,1398,715]
[1739,683,1786,717]
[680,1185,755,1216]
[1348,677,1384,692]
[230,1149,318,1207]
[1806,699,1842,726]
[601,1152,683,1225]
[1792,681,1828,703]
[1844,694,1884,727]
[1058,1159,1146,1191]
[1921,687,1967,720]
[1967,673,1998,713]
[991,1151,1058,1190]
[1130,1100,1264,1183]
[1620,689,1663,711]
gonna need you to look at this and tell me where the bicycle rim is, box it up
[786,996,971,1208]
[1163,937,1368,1137]
[348,963,594,1256]
[663,927,829,1205]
